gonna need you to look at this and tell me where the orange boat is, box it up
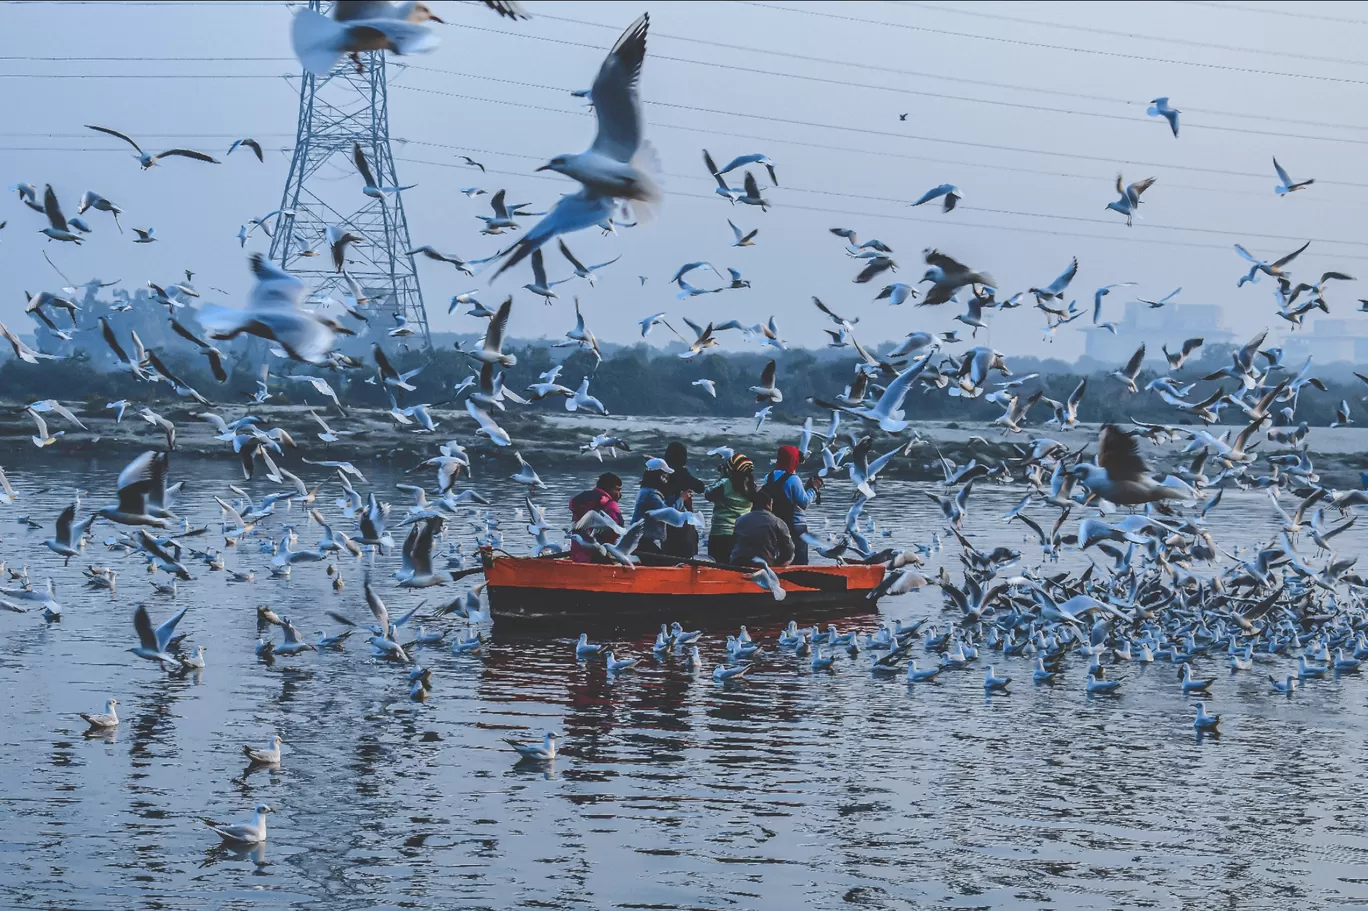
[484,555,885,630]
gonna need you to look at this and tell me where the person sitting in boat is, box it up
[660,441,705,559]
[759,445,822,565]
[729,490,795,567]
[631,466,672,562]
[569,472,623,564]
[704,453,757,564]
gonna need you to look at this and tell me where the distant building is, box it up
[1084,300,1235,364]
[1282,317,1368,364]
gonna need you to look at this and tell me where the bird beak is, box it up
[535,163,552,172]
[429,14,445,22]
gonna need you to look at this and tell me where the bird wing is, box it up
[1122,343,1145,378]
[248,253,306,309]
[588,13,649,163]
[1181,337,1204,357]
[155,149,220,164]
[169,318,211,350]
[557,238,588,273]
[42,185,69,231]
[743,171,761,199]
[1272,240,1311,270]
[133,604,159,650]
[530,248,549,287]
[352,142,376,188]
[486,296,512,352]
[86,124,142,155]
[1272,156,1291,185]
[1097,425,1148,481]
[491,190,616,279]
[759,359,776,387]
[1048,257,1078,295]
[924,248,969,274]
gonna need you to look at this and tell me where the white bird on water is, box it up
[243,735,284,765]
[506,731,561,761]
[79,698,119,730]
[202,804,272,844]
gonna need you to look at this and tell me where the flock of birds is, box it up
[5,0,1368,850]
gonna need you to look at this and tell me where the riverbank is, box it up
[0,403,1363,487]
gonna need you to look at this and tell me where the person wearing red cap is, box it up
[759,444,821,565]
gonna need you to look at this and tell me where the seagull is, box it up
[910,184,961,212]
[129,603,188,666]
[38,185,82,244]
[918,249,994,307]
[98,451,173,528]
[460,155,486,172]
[131,227,156,244]
[291,0,443,76]
[1192,701,1221,732]
[84,125,218,168]
[493,15,655,277]
[737,171,770,210]
[727,218,758,247]
[749,359,782,403]
[557,238,621,285]
[326,224,363,273]
[505,731,561,761]
[77,190,123,232]
[874,283,918,306]
[1234,241,1309,287]
[169,319,228,382]
[523,248,570,303]
[202,804,271,845]
[243,735,284,765]
[406,245,475,275]
[43,503,93,565]
[466,296,516,367]
[1112,344,1146,393]
[714,152,778,186]
[1147,97,1179,136]
[1105,174,1157,227]
[702,149,743,202]
[79,698,119,730]
[352,141,414,198]
[692,378,717,397]
[227,138,264,161]
[27,409,63,449]
[637,312,672,337]
[1029,257,1078,303]
[1138,287,1181,309]
[1273,156,1314,195]
[1163,337,1203,370]
[567,377,607,414]
[199,254,346,366]
[1073,425,1193,505]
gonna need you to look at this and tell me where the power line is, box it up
[439,21,1368,143]
[740,2,1368,87]
[386,137,1366,251]
[394,153,1368,265]
[1180,1,1368,25]
[391,81,1368,192]
[459,11,1368,136]
[893,1,1368,69]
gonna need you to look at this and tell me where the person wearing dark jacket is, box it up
[729,491,795,567]
[569,472,623,564]
[660,441,704,559]
[759,444,822,565]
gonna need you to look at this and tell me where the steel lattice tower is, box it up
[270,0,430,348]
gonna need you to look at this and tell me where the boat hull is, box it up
[485,557,883,631]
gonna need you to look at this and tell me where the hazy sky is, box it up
[5,0,1368,361]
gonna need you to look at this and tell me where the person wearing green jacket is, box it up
[704,453,757,564]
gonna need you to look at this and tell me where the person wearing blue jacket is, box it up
[759,444,822,565]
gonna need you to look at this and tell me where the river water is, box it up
[3,454,1368,910]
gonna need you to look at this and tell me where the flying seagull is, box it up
[85,125,219,168]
